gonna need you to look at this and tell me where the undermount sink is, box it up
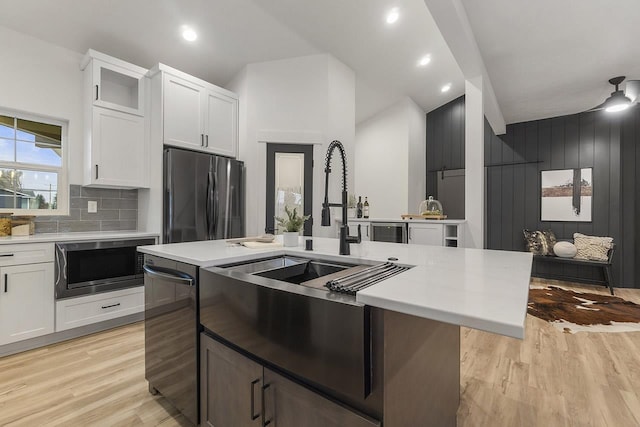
[223,256,355,286]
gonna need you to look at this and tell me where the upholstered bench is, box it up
[533,243,615,295]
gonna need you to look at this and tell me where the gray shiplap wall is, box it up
[426,96,465,198]
[34,185,137,233]
[485,107,639,288]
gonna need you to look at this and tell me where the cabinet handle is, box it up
[201,134,205,147]
[366,225,369,238]
[205,134,209,147]
[261,383,272,426]
[4,273,7,293]
[95,84,99,101]
[0,253,14,257]
[250,379,260,421]
[95,164,99,180]
[101,303,121,309]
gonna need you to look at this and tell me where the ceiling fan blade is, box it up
[585,101,606,113]
[625,80,640,103]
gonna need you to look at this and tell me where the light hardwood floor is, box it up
[0,281,639,427]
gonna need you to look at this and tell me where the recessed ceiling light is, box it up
[417,55,431,67]
[182,27,198,42]
[386,8,399,24]
[441,83,451,93]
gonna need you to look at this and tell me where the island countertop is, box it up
[138,236,532,339]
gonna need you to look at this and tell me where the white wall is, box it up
[227,54,355,238]
[354,97,425,218]
[0,25,84,186]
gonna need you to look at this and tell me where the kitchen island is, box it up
[138,237,532,426]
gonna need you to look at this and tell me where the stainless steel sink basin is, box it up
[223,256,354,286]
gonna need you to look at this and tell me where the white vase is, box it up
[282,231,299,247]
[347,208,356,218]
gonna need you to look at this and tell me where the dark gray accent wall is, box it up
[485,106,639,288]
[34,184,138,233]
[426,96,465,198]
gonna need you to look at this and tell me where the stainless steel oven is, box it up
[370,222,408,243]
[55,238,156,299]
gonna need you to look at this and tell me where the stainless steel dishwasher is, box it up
[143,255,198,425]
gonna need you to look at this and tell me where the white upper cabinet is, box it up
[153,64,238,158]
[163,73,206,149]
[81,49,149,188]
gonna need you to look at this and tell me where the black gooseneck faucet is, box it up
[321,140,361,255]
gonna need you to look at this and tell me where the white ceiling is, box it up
[461,0,640,124]
[0,0,464,123]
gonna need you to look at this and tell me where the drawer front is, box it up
[0,243,54,266]
[55,286,144,331]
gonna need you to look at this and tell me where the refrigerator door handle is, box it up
[206,171,214,239]
[213,171,219,236]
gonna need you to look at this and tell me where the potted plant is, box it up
[275,205,311,247]
[347,194,357,218]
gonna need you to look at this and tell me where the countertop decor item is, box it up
[10,216,35,236]
[418,196,444,218]
[0,213,12,236]
[275,205,310,247]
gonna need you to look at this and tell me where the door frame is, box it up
[265,144,313,236]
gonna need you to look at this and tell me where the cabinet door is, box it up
[408,224,443,246]
[204,90,238,158]
[90,107,147,188]
[163,73,206,150]
[0,263,54,345]
[201,334,263,427]
[263,368,380,427]
[92,58,145,116]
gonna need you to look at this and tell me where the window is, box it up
[0,111,67,215]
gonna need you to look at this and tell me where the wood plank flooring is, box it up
[0,280,639,426]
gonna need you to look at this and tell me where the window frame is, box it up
[0,108,69,216]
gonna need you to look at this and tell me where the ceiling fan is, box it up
[588,76,640,113]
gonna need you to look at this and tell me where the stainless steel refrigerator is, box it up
[164,147,245,243]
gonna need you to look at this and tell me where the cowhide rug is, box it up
[528,285,640,333]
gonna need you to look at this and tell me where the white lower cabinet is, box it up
[55,286,144,332]
[408,223,444,246]
[200,334,379,427]
[348,221,371,242]
[0,262,54,345]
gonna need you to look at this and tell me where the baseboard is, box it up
[0,312,144,358]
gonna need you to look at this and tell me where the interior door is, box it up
[265,144,313,236]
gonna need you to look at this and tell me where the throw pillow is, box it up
[523,229,543,255]
[573,233,613,261]
[523,229,556,256]
[553,241,578,258]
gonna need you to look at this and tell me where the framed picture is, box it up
[540,168,592,222]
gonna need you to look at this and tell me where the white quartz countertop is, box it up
[138,236,532,339]
[0,231,159,245]
[339,217,466,224]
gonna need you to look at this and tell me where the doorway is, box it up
[265,144,313,236]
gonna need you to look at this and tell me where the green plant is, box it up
[275,205,311,232]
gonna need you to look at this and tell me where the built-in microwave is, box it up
[370,222,408,243]
[54,238,156,299]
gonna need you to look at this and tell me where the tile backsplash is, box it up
[34,185,138,233]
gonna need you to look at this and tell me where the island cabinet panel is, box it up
[200,335,263,427]
[263,368,380,427]
[200,333,379,427]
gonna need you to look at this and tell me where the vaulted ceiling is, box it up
[2,0,638,126]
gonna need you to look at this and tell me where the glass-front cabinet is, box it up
[85,51,146,117]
